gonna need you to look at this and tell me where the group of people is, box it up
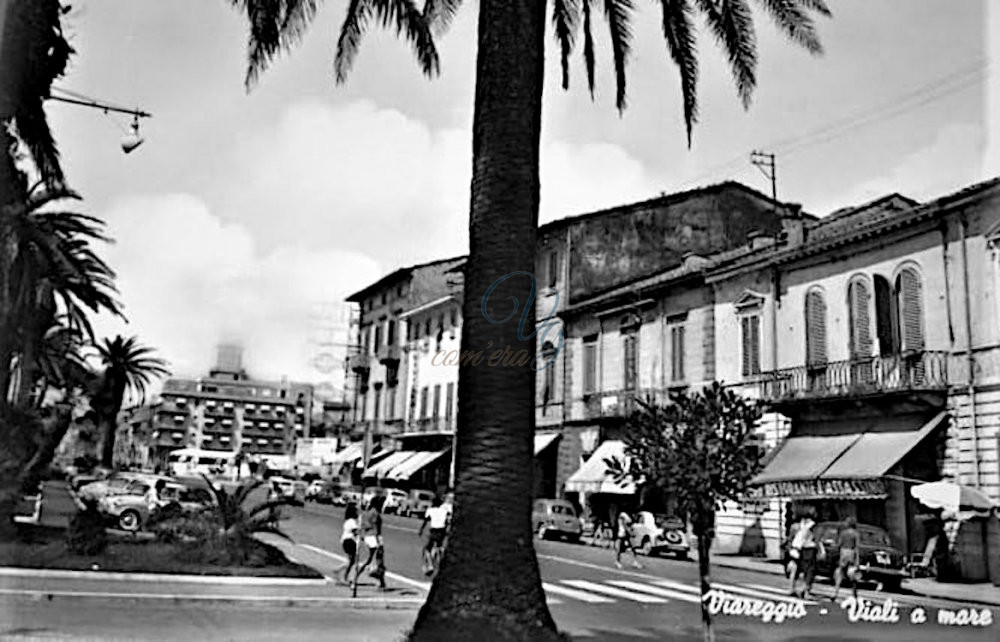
[786,508,861,600]
[338,494,454,589]
[587,509,644,570]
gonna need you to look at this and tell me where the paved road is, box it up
[290,502,999,641]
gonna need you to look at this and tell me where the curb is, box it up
[0,567,330,586]
[0,588,423,610]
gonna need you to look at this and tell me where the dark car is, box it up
[783,521,908,591]
[532,499,583,542]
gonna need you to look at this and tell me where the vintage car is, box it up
[532,499,583,542]
[381,489,409,514]
[98,481,214,532]
[77,473,172,503]
[400,490,436,518]
[305,480,326,501]
[783,521,908,591]
[268,477,307,503]
[628,512,690,559]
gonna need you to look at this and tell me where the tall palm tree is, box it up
[92,335,170,468]
[227,1,829,637]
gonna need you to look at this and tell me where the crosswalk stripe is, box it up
[608,580,700,604]
[561,580,667,604]
[543,582,614,603]
[650,578,700,594]
[744,583,793,596]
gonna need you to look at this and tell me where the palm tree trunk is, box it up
[410,0,558,639]
[695,509,716,642]
[99,379,126,468]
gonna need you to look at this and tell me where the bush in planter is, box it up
[66,499,107,555]
[200,475,297,565]
[152,511,218,545]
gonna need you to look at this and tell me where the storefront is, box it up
[746,411,949,554]
[564,439,639,522]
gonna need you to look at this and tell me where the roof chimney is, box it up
[781,203,807,247]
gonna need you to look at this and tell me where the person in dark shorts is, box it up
[339,503,360,584]
[419,496,451,574]
[613,510,643,569]
[832,516,861,601]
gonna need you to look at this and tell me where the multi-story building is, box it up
[147,344,314,471]
[113,404,158,470]
[345,256,465,472]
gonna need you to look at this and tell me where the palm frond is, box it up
[581,0,597,98]
[751,0,824,54]
[422,0,463,36]
[229,0,321,89]
[334,0,439,84]
[659,0,699,147]
[552,0,581,90]
[603,0,634,112]
[694,0,756,108]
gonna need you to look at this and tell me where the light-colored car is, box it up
[98,482,214,532]
[340,489,361,507]
[381,489,409,514]
[268,477,307,503]
[629,511,690,559]
[77,473,170,503]
[532,499,583,542]
[305,480,326,501]
[400,490,436,517]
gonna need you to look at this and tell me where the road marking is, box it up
[561,580,667,604]
[607,580,699,604]
[299,544,430,592]
[542,582,614,603]
[0,588,422,606]
[0,567,329,586]
[711,582,816,605]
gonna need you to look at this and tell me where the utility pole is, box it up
[750,151,777,202]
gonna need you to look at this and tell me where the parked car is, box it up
[268,477,307,503]
[400,490,436,517]
[340,488,362,508]
[532,499,583,542]
[629,512,690,559]
[305,480,326,501]
[98,482,214,532]
[310,482,344,505]
[381,489,409,514]
[69,473,100,492]
[782,521,908,592]
[77,473,171,502]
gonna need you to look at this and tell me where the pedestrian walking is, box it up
[613,510,643,569]
[790,508,823,598]
[357,495,387,590]
[338,503,360,584]
[267,480,282,528]
[832,516,861,601]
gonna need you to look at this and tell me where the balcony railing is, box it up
[583,388,671,419]
[377,344,402,367]
[758,351,950,402]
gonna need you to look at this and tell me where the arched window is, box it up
[847,278,872,359]
[804,289,828,367]
[895,267,925,352]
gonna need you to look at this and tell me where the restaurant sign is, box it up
[748,478,888,500]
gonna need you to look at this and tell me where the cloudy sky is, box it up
[45,1,996,396]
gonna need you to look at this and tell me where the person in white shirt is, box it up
[338,503,360,584]
[144,480,167,516]
[419,496,451,573]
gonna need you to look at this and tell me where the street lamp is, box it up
[46,87,152,155]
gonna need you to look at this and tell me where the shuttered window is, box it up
[542,342,557,404]
[433,384,441,418]
[445,383,454,422]
[670,324,685,381]
[741,315,761,377]
[583,338,598,393]
[804,290,828,366]
[623,329,638,390]
[848,279,872,358]
[896,268,925,352]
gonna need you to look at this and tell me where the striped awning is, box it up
[387,449,451,481]
[564,440,635,495]
[362,451,418,479]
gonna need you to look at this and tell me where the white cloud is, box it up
[93,193,381,389]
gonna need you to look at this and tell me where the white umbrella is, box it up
[911,481,996,519]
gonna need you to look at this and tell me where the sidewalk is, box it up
[707,553,1000,608]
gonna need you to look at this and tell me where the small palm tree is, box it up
[199,476,298,562]
[227,0,830,637]
[92,335,170,467]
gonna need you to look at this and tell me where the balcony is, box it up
[347,352,372,376]
[583,388,669,419]
[758,351,950,405]
[377,344,402,367]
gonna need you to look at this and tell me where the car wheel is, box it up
[676,550,689,561]
[639,538,653,556]
[881,577,903,593]
[536,524,548,540]
[567,533,581,544]
[119,510,141,532]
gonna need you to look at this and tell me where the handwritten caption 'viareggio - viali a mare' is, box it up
[702,591,994,627]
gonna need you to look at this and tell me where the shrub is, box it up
[152,511,218,545]
[66,500,107,556]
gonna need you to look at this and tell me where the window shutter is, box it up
[849,280,872,358]
[750,316,761,375]
[805,290,828,366]
[741,317,751,376]
[898,269,924,352]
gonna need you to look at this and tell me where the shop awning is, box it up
[534,432,561,456]
[362,451,417,478]
[749,412,948,500]
[327,443,364,467]
[564,440,635,495]
[387,449,451,481]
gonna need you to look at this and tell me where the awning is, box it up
[387,449,451,481]
[326,443,364,467]
[362,451,418,478]
[534,432,561,456]
[564,440,635,495]
[750,412,948,499]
